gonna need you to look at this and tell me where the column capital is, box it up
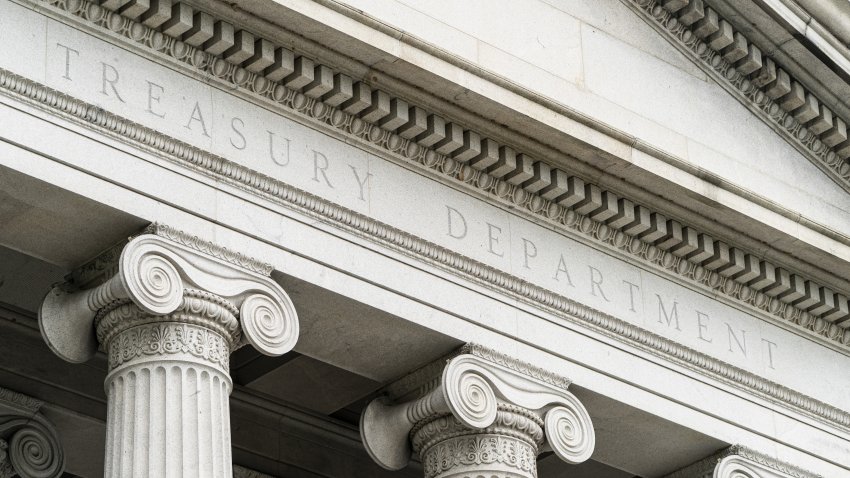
[0,387,65,478]
[665,445,822,478]
[360,344,595,476]
[39,223,299,364]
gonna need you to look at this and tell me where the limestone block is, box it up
[183,11,214,47]
[322,73,354,107]
[736,44,762,75]
[703,239,731,271]
[721,32,748,64]
[708,20,734,50]
[416,114,446,147]
[379,98,410,131]
[433,122,464,155]
[749,260,776,291]
[763,267,792,297]
[778,274,807,304]
[556,176,586,208]
[656,219,685,250]
[795,281,821,310]
[119,0,150,20]
[524,161,552,193]
[488,146,517,178]
[716,247,745,278]
[637,212,666,244]
[792,93,819,124]
[140,0,171,29]
[736,253,761,283]
[284,56,315,90]
[243,38,275,74]
[303,65,334,99]
[452,130,481,162]
[573,183,603,216]
[396,106,427,139]
[622,204,652,236]
[688,233,714,264]
[360,89,391,123]
[822,116,847,147]
[589,190,618,222]
[824,295,849,323]
[607,198,636,229]
[810,286,838,316]
[780,81,806,112]
[224,30,255,65]
[669,226,698,258]
[204,21,235,56]
[264,47,295,82]
[693,7,719,38]
[468,138,499,170]
[751,58,777,88]
[661,0,689,13]
[538,167,568,200]
[765,68,792,99]
[808,105,834,135]
[161,3,193,37]
[504,153,535,186]
[101,0,130,11]
[678,0,705,26]
[341,82,371,115]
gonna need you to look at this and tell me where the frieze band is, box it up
[3,0,850,433]
[19,0,850,353]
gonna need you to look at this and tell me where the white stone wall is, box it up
[337,0,850,237]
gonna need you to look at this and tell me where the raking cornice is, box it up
[19,0,850,352]
[4,0,850,432]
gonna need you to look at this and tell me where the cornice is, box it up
[23,0,850,353]
[664,444,821,478]
[7,0,850,431]
[144,223,275,276]
[19,0,850,351]
[624,0,850,190]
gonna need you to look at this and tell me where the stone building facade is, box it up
[0,0,849,476]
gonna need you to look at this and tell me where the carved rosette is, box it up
[360,345,595,478]
[0,387,65,478]
[38,226,300,478]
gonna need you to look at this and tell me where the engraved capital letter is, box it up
[446,206,467,239]
[100,62,125,103]
[268,131,290,166]
[55,43,79,81]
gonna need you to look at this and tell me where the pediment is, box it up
[621,0,850,206]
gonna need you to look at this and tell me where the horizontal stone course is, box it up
[32,0,850,342]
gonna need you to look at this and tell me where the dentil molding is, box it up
[3,0,850,433]
[0,387,65,478]
[360,344,595,477]
[16,0,850,353]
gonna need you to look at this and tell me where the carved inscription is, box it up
[16,5,850,392]
[445,206,780,371]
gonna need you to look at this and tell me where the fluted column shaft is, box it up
[98,293,240,478]
[39,227,300,478]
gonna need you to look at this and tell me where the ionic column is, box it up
[38,225,299,478]
[360,344,595,478]
[0,387,65,478]
[664,445,821,478]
